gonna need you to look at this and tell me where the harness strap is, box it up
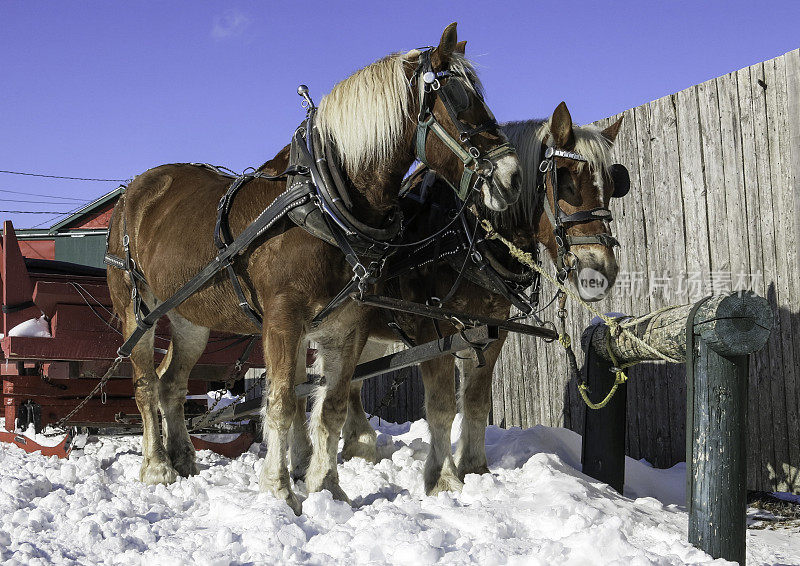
[115,182,312,358]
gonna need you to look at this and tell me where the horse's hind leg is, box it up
[157,311,209,477]
[421,354,463,495]
[341,340,386,463]
[119,300,177,484]
[454,335,506,479]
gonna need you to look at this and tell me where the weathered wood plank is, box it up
[781,49,800,491]
[735,63,767,490]
[632,102,661,464]
[750,61,782,490]
[765,55,797,492]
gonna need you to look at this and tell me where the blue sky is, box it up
[1,1,798,228]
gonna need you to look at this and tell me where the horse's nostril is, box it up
[509,169,522,193]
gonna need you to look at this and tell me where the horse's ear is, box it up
[602,116,624,144]
[550,101,575,148]
[455,40,467,54]
[432,22,458,66]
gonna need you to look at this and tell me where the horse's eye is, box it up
[556,167,576,194]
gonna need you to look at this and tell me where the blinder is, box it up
[439,78,470,114]
[609,163,630,198]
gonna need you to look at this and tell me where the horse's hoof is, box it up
[286,491,303,516]
[426,472,465,496]
[140,460,178,485]
[326,484,352,506]
[172,458,199,478]
[341,438,378,464]
[306,474,352,505]
[260,475,302,516]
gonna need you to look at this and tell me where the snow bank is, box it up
[7,315,51,338]
[0,416,795,565]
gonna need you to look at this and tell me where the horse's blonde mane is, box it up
[317,50,481,173]
[492,118,613,228]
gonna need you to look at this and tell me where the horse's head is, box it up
[537,102,626,301]
[498,103,629,302]
[409,23,522,211]
[316,22,521,214]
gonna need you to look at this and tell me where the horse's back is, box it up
[110,164,286,302]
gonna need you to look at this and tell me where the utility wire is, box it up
[0,169,127,182]
[30,198,96,228]
[0,188,89,202]
[0,198,93,205]
[0,210,74,214]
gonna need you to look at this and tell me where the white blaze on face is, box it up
[577,267,609,300]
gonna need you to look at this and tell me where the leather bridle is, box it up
[538,145,621,282]
[413,49,517,202]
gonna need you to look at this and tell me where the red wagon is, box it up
[0,220,261,458]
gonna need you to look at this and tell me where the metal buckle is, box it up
[352,262,369,281]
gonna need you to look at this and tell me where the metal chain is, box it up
[53,356,124,429]
[367,370,412,425]
[188,371,266,432]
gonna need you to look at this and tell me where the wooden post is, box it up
[686,298,767,565]
[580,323,627,494]
[579,293,772,564]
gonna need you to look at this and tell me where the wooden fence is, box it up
[490,48,800,493]
[361,48,799,493]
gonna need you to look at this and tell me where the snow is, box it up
[0,416,797,565]
[7,316,51,338]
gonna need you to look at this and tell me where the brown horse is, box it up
[331,102,626,494]
[107,23,522,515]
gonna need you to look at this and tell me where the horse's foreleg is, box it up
[305,328,365,502]
[123,301,177,485]
[259,307,304,515]
[421,354,462,495]
[158,312,209,477]
[455,335,506,479]
[341,340,386,463]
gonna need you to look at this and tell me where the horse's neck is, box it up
[347,164,409,219]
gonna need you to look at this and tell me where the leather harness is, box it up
[104,48,514,357]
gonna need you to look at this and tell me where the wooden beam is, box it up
[584,293,772,364]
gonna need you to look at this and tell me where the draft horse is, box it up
[107,23,522,514]
[337,102,630,494]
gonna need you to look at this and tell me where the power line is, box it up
[0,210,74,214]
[31,200,92,228]
[0,198,92,205]
[0,169,128,182]
[0,188,89,202]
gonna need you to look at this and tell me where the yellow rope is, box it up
[474,210,682,366]
[577,332,637,410]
